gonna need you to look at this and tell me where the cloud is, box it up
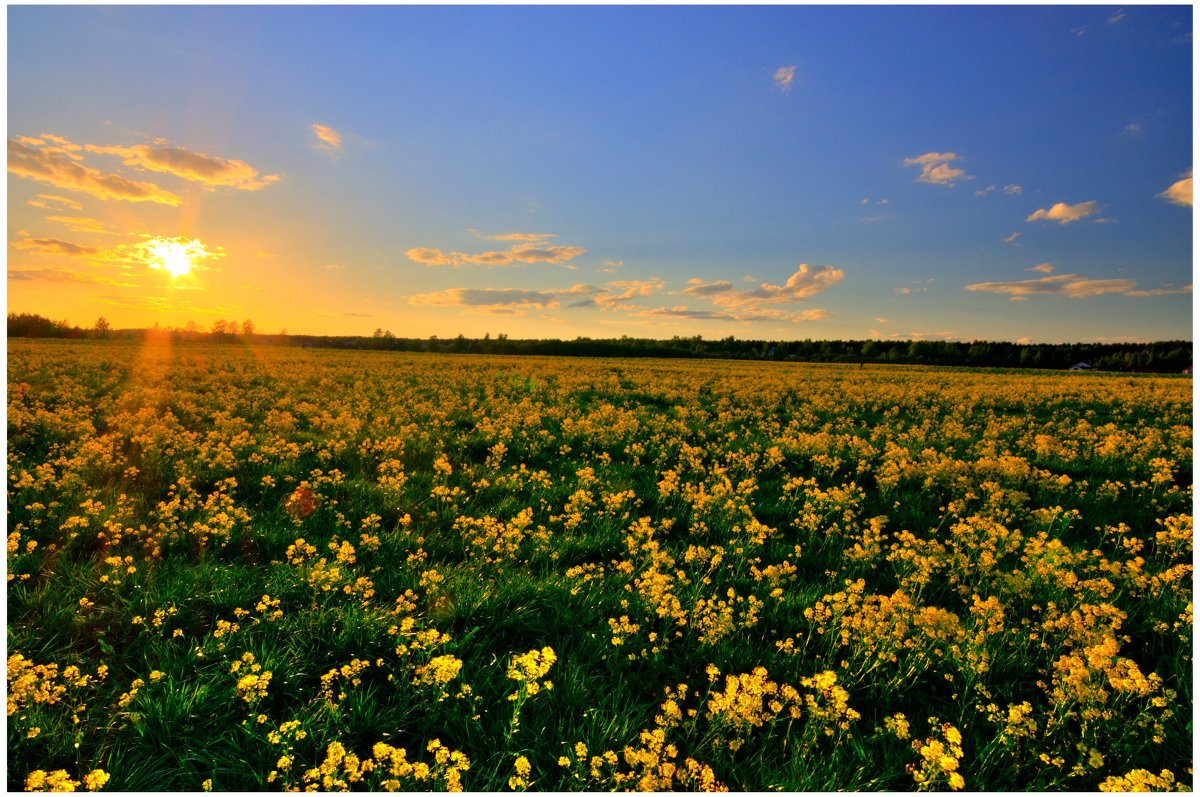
[9,137,181,205]
[1026,200,1100,224]
[10,233,224,275]
[410,287,563,311]
[773,65,796,93]
[85,141,281,190]
[1158,169,1192,207]
[599,260,624,273]
[1108,9,1125,23]
[7,267,139,288]
[682,278,735,297]
[45,216,118,235]
[640,306,830,324]
[904,152,972,186]
[10,236,100,257]
[966,273,1192,300]
[481,231,556,242]
[28,193,83,210]
[869,329,959,341]
[311,124,343,155]
[594,279,663,308]
[409,265,838,326]
[1121,121,1142,138]
[1002,232,1022,244]
[405,241,585,268]
[94,294,227,313]
[1028,263,1055,273]
[979,183,1023,197]
[724,264,843,306]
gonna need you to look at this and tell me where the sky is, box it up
[6,4,1194,343]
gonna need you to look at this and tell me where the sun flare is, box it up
[142,237,212,278]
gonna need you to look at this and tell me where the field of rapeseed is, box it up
[6,338,1193,791]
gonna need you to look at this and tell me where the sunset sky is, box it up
[7,5,1194,342]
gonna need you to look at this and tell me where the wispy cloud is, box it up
[45,215,119,235]
[28,193,83,211]
[682,278,735,297]
[7,267,139,288]
[1002,232,1022,244]
[410,287,566,312]
[1108,9,1125,23]
[1158,169,1192,207]
[641,306,829,324]
[978,183,1023,197]
[1028,263,1055,273]
[966,273,1192,300]
[904,152,972,186]
[1121,121,1142,138]
[95,294,228,314]
[10,236,101,257]
[9,137,181,205]
[599,259,624,273]
[773,65,797,93]
[1026,200,1100,224]
[85,140,281,190]
[406,241,585,268]
[470,230,557,242]
[868,329,958,341]
[311,123,344,156]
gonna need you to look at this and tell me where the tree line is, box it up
[7,313,1192,373]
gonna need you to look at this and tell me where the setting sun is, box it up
[142,237,211,278]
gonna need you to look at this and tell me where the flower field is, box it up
[6,338,1193,791]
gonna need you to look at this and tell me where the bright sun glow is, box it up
[142,237,211,278]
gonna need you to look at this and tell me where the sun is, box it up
[143,237,212,278]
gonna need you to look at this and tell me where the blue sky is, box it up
[7,4,1193,342]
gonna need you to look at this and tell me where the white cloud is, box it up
[1026,200,1100,224]
[1028,263,1055,273]
[903,152,972,186]
[1158,169,1192,207]
[1002,232,1022,244]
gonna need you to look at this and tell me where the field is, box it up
[7,338,1193,792]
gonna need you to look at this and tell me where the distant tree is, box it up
[94,317,111,338]
[7,313,74,338]
[241,319,256,336]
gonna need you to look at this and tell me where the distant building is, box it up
[1068,362,1092,371]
